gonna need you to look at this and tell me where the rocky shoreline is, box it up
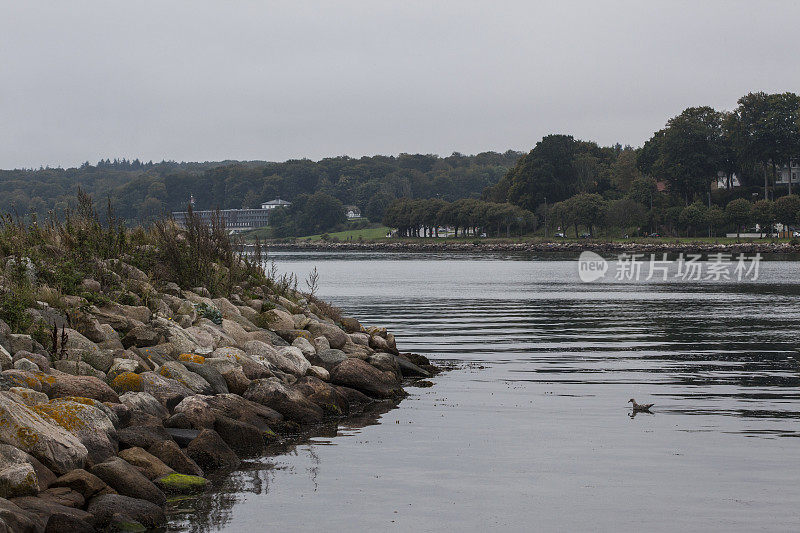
[267,239,800,255]
[0,259,437,532]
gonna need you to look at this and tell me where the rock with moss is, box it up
[0,393,88,475]
[32,398,119,465]
[153,472,209,493]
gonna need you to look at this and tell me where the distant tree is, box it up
[774,194,800,234]
[726,198,753,241]
[564,193,606,237]
[679,202,707,237]
[751,199,775,237]
[606,198,647,236]
[658,107,724,204]
[735,92,800,196]
[706,205,726,237]
[365,191,394,222]
[610,147,641,192]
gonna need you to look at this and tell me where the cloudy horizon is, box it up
[2,0,799,169]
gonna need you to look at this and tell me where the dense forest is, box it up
[0,152,521,226]
[3,91,799,239]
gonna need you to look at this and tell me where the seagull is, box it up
[628,398,654,412]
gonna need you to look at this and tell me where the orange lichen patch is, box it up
[157,366,187,385]
[111,372,143,393]
[32,371,56,385]
[178,353,205,364]
[11,374,41,390]
[16,426,39,448]
[59,396,98,407]
[32,402,89,433]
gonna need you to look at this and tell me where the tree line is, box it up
[0,152,522,229]
[382,198,535,238]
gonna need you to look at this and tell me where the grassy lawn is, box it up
[301,226,391,241]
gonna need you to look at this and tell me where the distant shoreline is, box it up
[265,239,800,256]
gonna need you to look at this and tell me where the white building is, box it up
[775,159,800,185]
[344,205,361,219]
[260,199,292,210]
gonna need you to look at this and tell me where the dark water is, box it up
[172,252,800,532]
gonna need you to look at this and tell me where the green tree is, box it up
[706,205,726,237]
[726,198,753,241]
[564,193,606,237]
[678,202,707,237]
[774,194,800,235]
[659,107,724,204]
[751,199,775,237]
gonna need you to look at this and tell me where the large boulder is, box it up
[2,497,48,532]
[293,376,350,416]
[147,441,204,478]
[157,362,213,395]
[8,496,93,529]
[12,352,50,372]
[203,394,282,429]
[116,425,173,450]
[0,462,39,498]
[180,361,229,394]
[314,348,347,368]
[87,493,166,530]
[119,392,169,420]
[0,444,56,492]
[32,399,118,465]
[213,416,265,456]
[44,374,119,403]
[0,497,46,532]
[118,447,174,481]
[292,336,316,357]
[185,429,240,471]
[221,319,250,347]
[307,322,348,349]
[139,372,193,409]
[243,378,323,424]
[340,316,363,333]
[51,469,112,500]
[0,393,88,475]
[329,358,403,399]
[121,325,161,349]
[7,387,48,407]
[90,457,166,506]
[52,360,105,380]
[172,396,216,429]
[211,347,272,380]
[245,341,309,376]
[257,309,295,331]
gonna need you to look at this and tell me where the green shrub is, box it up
[0,290,35,332]
[195,303,222,325]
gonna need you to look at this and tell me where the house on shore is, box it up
[344,205,362,219]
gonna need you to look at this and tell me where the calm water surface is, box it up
[173,251,800,532]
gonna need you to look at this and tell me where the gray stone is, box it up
[119,392,169,420]
[157,362,213,395]
[0,394,88,475]
[87,493,166,530]
[243,378,323,424]
[185,429,240,471]
[181,362,229,394]
[90,457,166,506]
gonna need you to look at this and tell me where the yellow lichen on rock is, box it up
[32,402,89,433]
[111,371,144,393]
[178,353,205,364]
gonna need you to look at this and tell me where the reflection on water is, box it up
[172,252,800,532]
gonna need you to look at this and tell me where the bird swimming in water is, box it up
[628,398,654,412]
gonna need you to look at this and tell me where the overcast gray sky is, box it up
[2,0,799,169]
